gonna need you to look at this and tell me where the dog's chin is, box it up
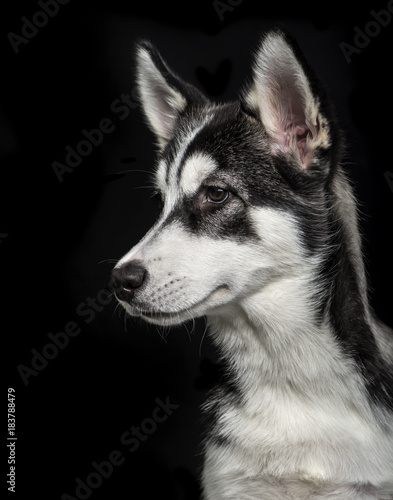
[118,285,231,326]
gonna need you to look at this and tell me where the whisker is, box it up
[184,322,192,342]
[131,185,155,191]
[157,325,168,343]
[116,169,151,175]
[123,308,129,333]
[199,318,209,357]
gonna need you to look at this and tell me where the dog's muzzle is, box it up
[110,261,147,302]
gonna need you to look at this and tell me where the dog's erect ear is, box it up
[136,41,208,148]
[243,30,331,169]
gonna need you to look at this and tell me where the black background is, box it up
[2,1,393,499]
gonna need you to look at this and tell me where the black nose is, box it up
[110,261,147,302]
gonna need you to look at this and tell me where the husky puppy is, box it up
[111,29,393,499]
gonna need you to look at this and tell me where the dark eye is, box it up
[206,186,229,204]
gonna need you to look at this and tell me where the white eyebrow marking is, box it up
[179,152,218,196]
[154,113,215,196]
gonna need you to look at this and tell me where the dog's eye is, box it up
[207,187,229,204]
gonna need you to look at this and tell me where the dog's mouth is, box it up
[138,309,180,319]
[122,284,230,323]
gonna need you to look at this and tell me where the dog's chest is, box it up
[204,314,391,485]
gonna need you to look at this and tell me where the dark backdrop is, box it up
[2,1,392,499]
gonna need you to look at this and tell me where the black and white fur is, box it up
[111,29,393,499]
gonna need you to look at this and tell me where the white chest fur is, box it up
[202,285,393,498]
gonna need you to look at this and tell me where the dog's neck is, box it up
[207,271,359,404]
[204,262,393,486]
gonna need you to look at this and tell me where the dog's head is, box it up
[111,29,341,326]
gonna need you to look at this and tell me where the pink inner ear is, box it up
[271,88,314,168]
[273,120,311,168]
[294,125,310,166]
